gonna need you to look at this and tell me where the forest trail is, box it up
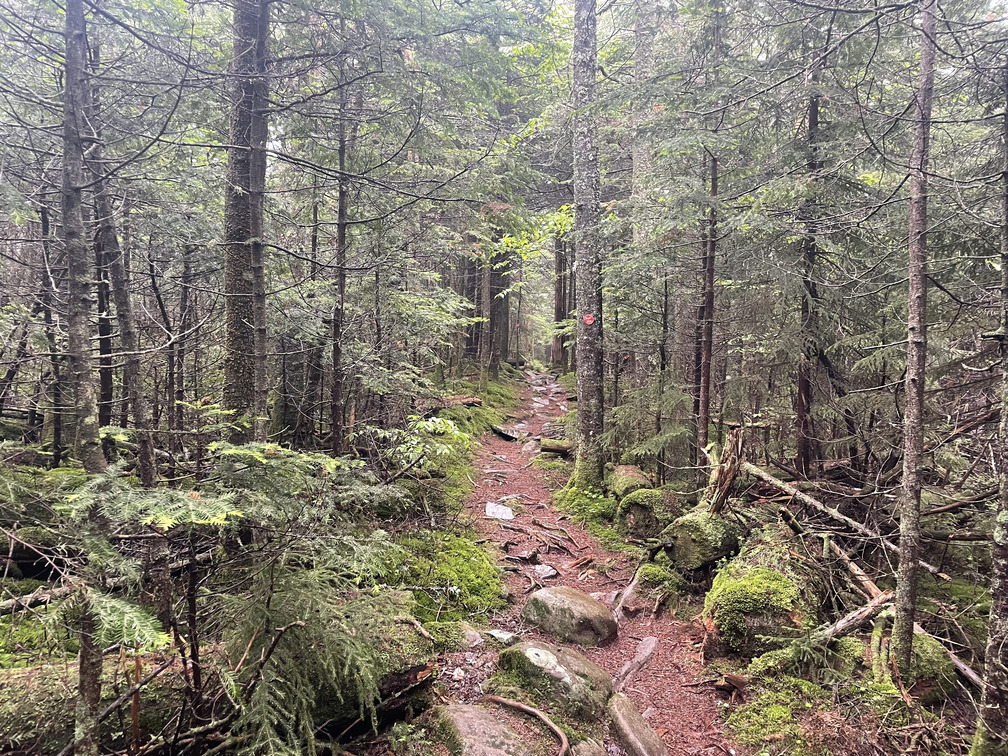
[443,372,735,756]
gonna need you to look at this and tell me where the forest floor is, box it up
[437,372,737,756]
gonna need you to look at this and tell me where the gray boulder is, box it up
[438,704,531,756]
[498,640,613,720]
[607,693,667,756]
[522,586,617,646]
[572,739,607,756]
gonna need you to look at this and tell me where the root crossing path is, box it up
[447,371,735,756]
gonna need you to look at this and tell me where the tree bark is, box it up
[571,0,604,490]
[223,0,269,443]
[62,0,106,476]
[892,0,937,674]
[971,63,1008,756]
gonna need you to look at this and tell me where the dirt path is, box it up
[445,372,735,756]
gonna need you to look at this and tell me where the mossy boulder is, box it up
[908,632,957,705]
[521,586,617,646]
[703,527,823,653]
[436,704,532,756]
[617,487,684,538]
[661,505,741,571]
[498,640,613,720]
[607,465,650,500]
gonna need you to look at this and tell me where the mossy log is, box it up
[607,465,649,500]
[703,527,824,653]
[660,505,741,571]
[617,487,684,538]
[540,438,574,456]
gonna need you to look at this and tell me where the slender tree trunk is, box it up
[223,0,269,442]
[698,149,717,458]
[891,0,937,673]
[95,245,114,430]
[88,33,154,486]
[62,2,106,751]
[970,63,1008,756]
[571,0,604,490]
[477,246,493,392]
[552,235,566,369]
[796,91,821,478]
[62,0,105,476]
[331,80,348,455]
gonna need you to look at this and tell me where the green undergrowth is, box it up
[398,530,507,622]
[430,377,521,505]
[557,372,577,397]
[0,656,182,754]
[554,485,638,555]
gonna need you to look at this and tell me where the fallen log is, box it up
[809,589,894,644]
[745,462,950,580]
[780,509,981,689]
[419,394,482,416]
[539,438,574,456]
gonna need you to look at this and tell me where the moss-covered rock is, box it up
[909,632,957,705]
[607,465,649,500]
[702,527,822,653]
[498,641,612,720]
[661,506,741,571]
[617,488,684,538]
[400,531,507,622]
[521,586,617,646]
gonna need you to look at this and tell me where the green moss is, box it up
[705,567,803,652]
[662,506,741,571]
[637,561,684,594]
[725,677,828,756]
[400,531,506,622]
[970,723,1008,756]
[557,372,577,397]
[909,632,957,704]
[554,486,639,555]
[607,465,649,500]
[617,487,683,538]
[532,455,568,471]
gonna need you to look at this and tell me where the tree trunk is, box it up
[62,1,106,749]
[552,236,568,370]
[891,0,937,674]
[698,149,717,458]
[88,33,155,486]
[331,79,349,455]
[223,0,269,443]
[971,63,1008,756]
[796,90,820,479]
[62,0,106,476]
[571,0,604,490]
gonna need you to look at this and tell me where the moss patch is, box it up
[705,567,803,652]
[400,531,506,622]
[554,486,637,554]
[909,632,957,705]
[725,676,828,756]
[617,487,683,538]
